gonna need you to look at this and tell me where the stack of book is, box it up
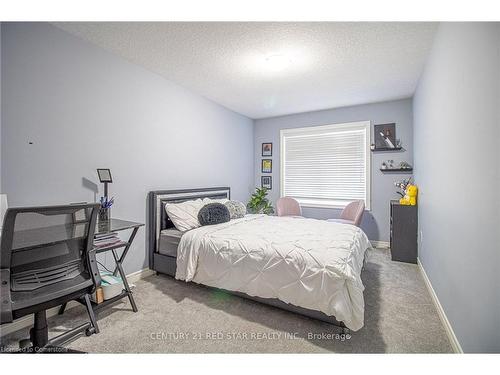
[94,232,122,249]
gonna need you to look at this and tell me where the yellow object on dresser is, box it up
[399,184,418,206]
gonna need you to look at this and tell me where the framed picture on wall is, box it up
[374,123,397,149]
[262,142,273,157]
[261,176,272,190]
[261,159,272,173]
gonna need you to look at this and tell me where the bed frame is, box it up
[148,187,348,332]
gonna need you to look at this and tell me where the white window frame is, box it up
[280,120,371,210]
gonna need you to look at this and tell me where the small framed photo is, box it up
[262,142,273,157]
[97,168,113,183]
[261,176,272,190]
[261,159,272,173]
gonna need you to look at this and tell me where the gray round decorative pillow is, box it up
[198,203,231,226]
[224,200,247,219]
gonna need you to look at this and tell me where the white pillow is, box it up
[165,199,205,232]
[202,197,228,205]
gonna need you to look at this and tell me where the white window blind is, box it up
[280,121,371,209]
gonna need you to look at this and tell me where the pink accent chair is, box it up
[276,197,302,217]
[328,200,365,227]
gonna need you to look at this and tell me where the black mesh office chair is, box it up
[0,203,101,352]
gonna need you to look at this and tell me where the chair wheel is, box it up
[341,327,350,335]
[85,327,96,336]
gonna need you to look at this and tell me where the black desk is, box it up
[59,219,144,317]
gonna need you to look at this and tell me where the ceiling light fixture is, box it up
[265,54,291,72]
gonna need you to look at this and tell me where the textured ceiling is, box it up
[54,22,438,119]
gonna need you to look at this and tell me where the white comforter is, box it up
[175,214,371,331]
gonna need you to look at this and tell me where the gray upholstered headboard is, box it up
[147,187,230,268]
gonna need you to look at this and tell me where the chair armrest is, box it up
[87,249,101,291]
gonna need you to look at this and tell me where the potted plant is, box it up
[247,187,274,214]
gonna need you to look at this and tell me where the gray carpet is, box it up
[1,248,453,353]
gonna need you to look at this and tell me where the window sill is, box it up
[297,201,371,211]
[300,203,346,210]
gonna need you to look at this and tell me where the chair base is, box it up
[12,294,98,354]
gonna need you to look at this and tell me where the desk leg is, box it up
[111,248,138,312]
[112,227,138,277]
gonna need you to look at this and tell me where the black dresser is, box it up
[390,200,418,264]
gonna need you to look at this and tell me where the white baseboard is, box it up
[417,258,463,353]
[0,267,155,338]
[126,267,155,284]
[370,240,390,249]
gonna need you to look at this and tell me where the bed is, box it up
[148,187,371,332]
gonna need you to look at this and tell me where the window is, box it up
[280,121,371,209]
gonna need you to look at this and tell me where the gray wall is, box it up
[254,99,413,242]
[413,23,500,353]
[1,23,254,274]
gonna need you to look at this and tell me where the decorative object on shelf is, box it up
[374,123,396,149]
[394,177,418,205]
[400,184,418,206]
[394,177,412,198]
[381,159,395,169]
[262,142,273,157]
[261,176,272,190]
[398,161,412,170]
[247,187,274,215]
[261,159,272,173]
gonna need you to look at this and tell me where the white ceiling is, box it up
[54,22,438,119]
